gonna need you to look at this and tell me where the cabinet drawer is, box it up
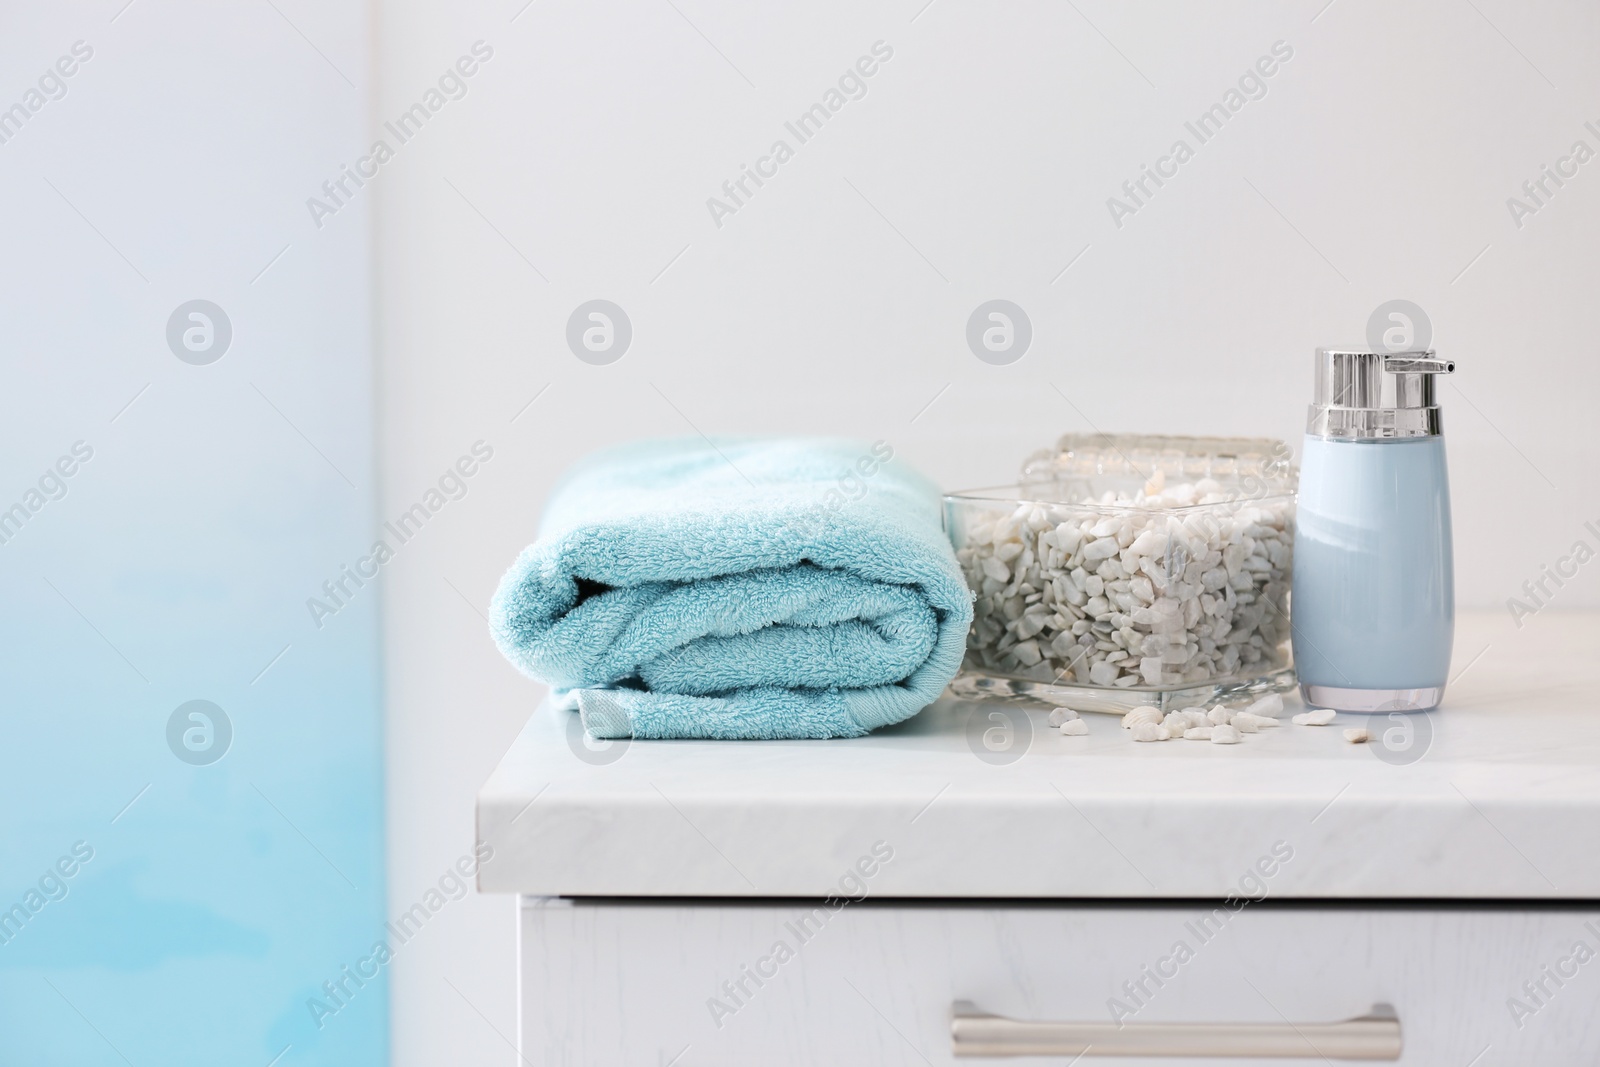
[519,897,1599,1066]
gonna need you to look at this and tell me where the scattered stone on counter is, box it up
[1210,723,1242,744]
[1130,722,1168,742]
[1086,693,1296,747]
[1343,727,1371,744]
[1060,718,1090,736]
[1243,693,1284,718]
[1047,707,1079,727]
[956,486,1293,691]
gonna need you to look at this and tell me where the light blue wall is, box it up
[0,4,385,1064]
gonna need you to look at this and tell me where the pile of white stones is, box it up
[956,471,1292,691]
[1048,693,1372,746]
[1115,692,1284,743]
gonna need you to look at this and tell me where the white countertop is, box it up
[477,610,1600,900]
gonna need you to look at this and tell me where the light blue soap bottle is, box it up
[1291,349,1456,712]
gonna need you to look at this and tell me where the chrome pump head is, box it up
[1308,349,1455,440]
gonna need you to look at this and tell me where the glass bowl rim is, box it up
[943,484,1297,515]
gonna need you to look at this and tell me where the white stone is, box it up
[1235,711,1279,730]
[1293,709,1337,726]
[1207,706,1233,726]
[1210,724,1243,744]
[1245,693,1285,718]
[1082,537,1120,561]
[1088,660,1120,687]
[1060,718,1090,736]
[1129,529,1168,556]
[1183,726,1213,740]
[1344,727,1371,744]
[1047,707,1078,726]
[1130,722,1167,742]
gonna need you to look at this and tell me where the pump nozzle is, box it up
[1384,353,1455,375]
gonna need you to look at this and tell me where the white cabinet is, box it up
[519,898,1600,1065]
[481,616,1600,1064]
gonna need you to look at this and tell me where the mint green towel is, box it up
[489,437,972,739]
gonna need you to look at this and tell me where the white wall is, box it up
[375,1,1600,1062]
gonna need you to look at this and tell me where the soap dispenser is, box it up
[1291,349,1456,712]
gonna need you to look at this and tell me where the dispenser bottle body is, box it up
[1291,434,1454,710]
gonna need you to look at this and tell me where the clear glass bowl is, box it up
[944,434,1297,714]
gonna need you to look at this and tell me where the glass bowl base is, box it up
[947,665,1297,715]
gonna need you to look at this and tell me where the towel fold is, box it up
[489,437,972,739]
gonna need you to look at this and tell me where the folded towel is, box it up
[489,437,973,739]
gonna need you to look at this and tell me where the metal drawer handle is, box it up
[951,1001,1401,1060]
